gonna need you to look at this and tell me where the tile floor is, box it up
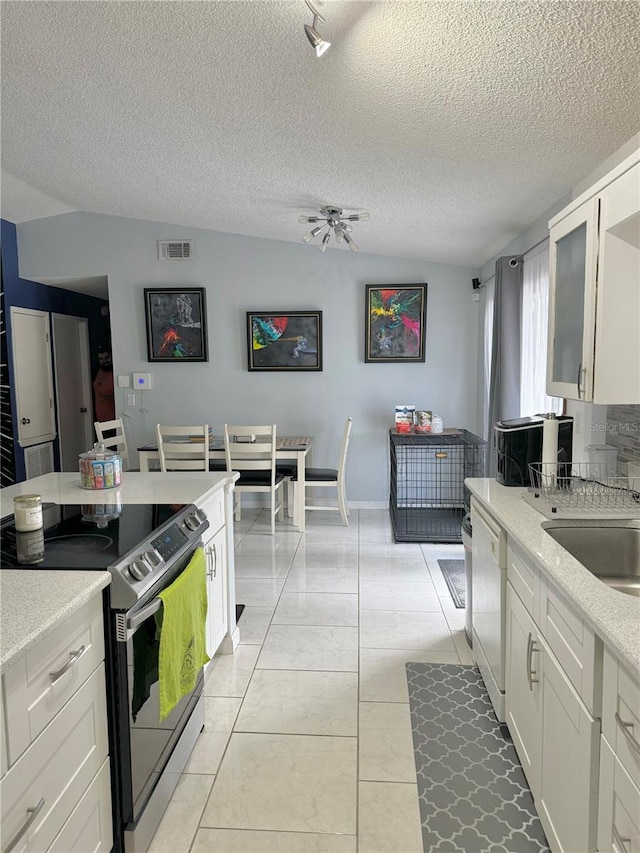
[149,508,472,853]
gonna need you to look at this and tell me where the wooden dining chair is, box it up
[95,417,133,470]
[223,424,285,535]
[291,417,352,526]
[156,424,210,471]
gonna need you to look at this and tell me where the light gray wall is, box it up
[15,212,480,505]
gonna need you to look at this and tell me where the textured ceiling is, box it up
[1,0,639,266]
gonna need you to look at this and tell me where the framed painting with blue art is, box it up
[365,284,427,363]
[144,288,208,362]
[247,311,323,371]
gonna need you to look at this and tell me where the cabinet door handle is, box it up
[576,362,583,399]
[206,545,213,580]
[612,825,631,852]
[615,712,640,756]
[49,646,85,684]
[4,797,45,853]
[526,633,539,689]
[212,543,217,577]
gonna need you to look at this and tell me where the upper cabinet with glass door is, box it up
[547,149,640,404]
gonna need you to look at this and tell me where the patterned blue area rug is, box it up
[406,663,549,853]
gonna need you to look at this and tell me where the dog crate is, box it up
[389,429,487,543]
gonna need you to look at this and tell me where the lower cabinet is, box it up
[0,595,112,853]
[197,488,230,660]
[204,523,228,657]
[506,581,599,853]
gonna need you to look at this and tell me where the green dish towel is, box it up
[157,546,210,722]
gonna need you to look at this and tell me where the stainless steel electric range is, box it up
[1,501,210,853]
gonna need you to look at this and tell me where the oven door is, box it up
[111,545,206,833]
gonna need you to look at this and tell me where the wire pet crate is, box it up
[389,429,487,543]
[528,462,640,515]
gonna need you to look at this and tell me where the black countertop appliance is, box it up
[495,415,573,487]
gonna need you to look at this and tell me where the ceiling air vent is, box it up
[157,240,193,260]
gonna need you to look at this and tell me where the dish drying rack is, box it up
[525,462,640,518]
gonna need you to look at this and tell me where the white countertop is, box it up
[466,478,640,677]
[0,571,111,673]
[0,471,236,513]
[0,472,238,673]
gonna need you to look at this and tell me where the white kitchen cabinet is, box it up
[599,646,640,852]
[0,594,112,853]
[196,486,237,659]
[205,524,228,658]
[547,150,640,404]
[537,629,600,853]
[598,736,640,853]
[506,573,599,853]
[10,307,57,448]
[506,582,542,794]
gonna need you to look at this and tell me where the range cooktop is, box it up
[0,503,188,570]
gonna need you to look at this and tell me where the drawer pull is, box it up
[612,825,631,852]
[49,645,85,684]
[4,797,45,853]
[615,712,640,756]
[526,633,539,689]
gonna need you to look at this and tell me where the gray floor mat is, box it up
[406,662,549,853]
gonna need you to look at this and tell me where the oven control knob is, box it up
[129,559,151,581]
[184,514,201,531]
[143,549,162,569]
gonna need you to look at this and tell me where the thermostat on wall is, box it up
[132,373,152,389]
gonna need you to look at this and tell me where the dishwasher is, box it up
[471,497,507,722]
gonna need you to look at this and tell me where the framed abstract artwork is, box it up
[247,311,323,371]
[144,288,208,362]
[365,284,428,363]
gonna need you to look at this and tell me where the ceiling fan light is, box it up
[320,231,331,252]
[298,215,320,224]
[346,212,370,222]
[334,224,345,243]
[343,232,359,252]
[302,226,323,243]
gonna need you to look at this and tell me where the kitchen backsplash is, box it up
[605,404,640,464]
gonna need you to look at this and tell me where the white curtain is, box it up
[520,241,563,417]
[482,276,495,440]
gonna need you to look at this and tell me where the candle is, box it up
[13,494,43,532]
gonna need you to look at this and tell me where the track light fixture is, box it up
[304,0,331,57]
[299,206,370,252]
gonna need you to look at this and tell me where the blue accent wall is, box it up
[1,219,110,482]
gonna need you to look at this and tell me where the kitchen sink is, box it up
[544,525,640,597]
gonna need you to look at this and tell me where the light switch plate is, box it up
[117,375,131,387]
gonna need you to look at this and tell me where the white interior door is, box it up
[10,307,56,447]
[52,314,93,470]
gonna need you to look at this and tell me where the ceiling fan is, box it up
[298,205,370,252]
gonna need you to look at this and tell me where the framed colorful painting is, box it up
[247,311,323,371]
[365,284,427,363]
[144,288,208,362]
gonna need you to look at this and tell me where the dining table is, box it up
[136,435,313,532]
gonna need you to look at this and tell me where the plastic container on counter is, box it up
[80,443,122,490]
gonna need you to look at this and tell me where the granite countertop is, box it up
[0,571,111,673]
[0,472,238,673]
[466,478,640,677]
